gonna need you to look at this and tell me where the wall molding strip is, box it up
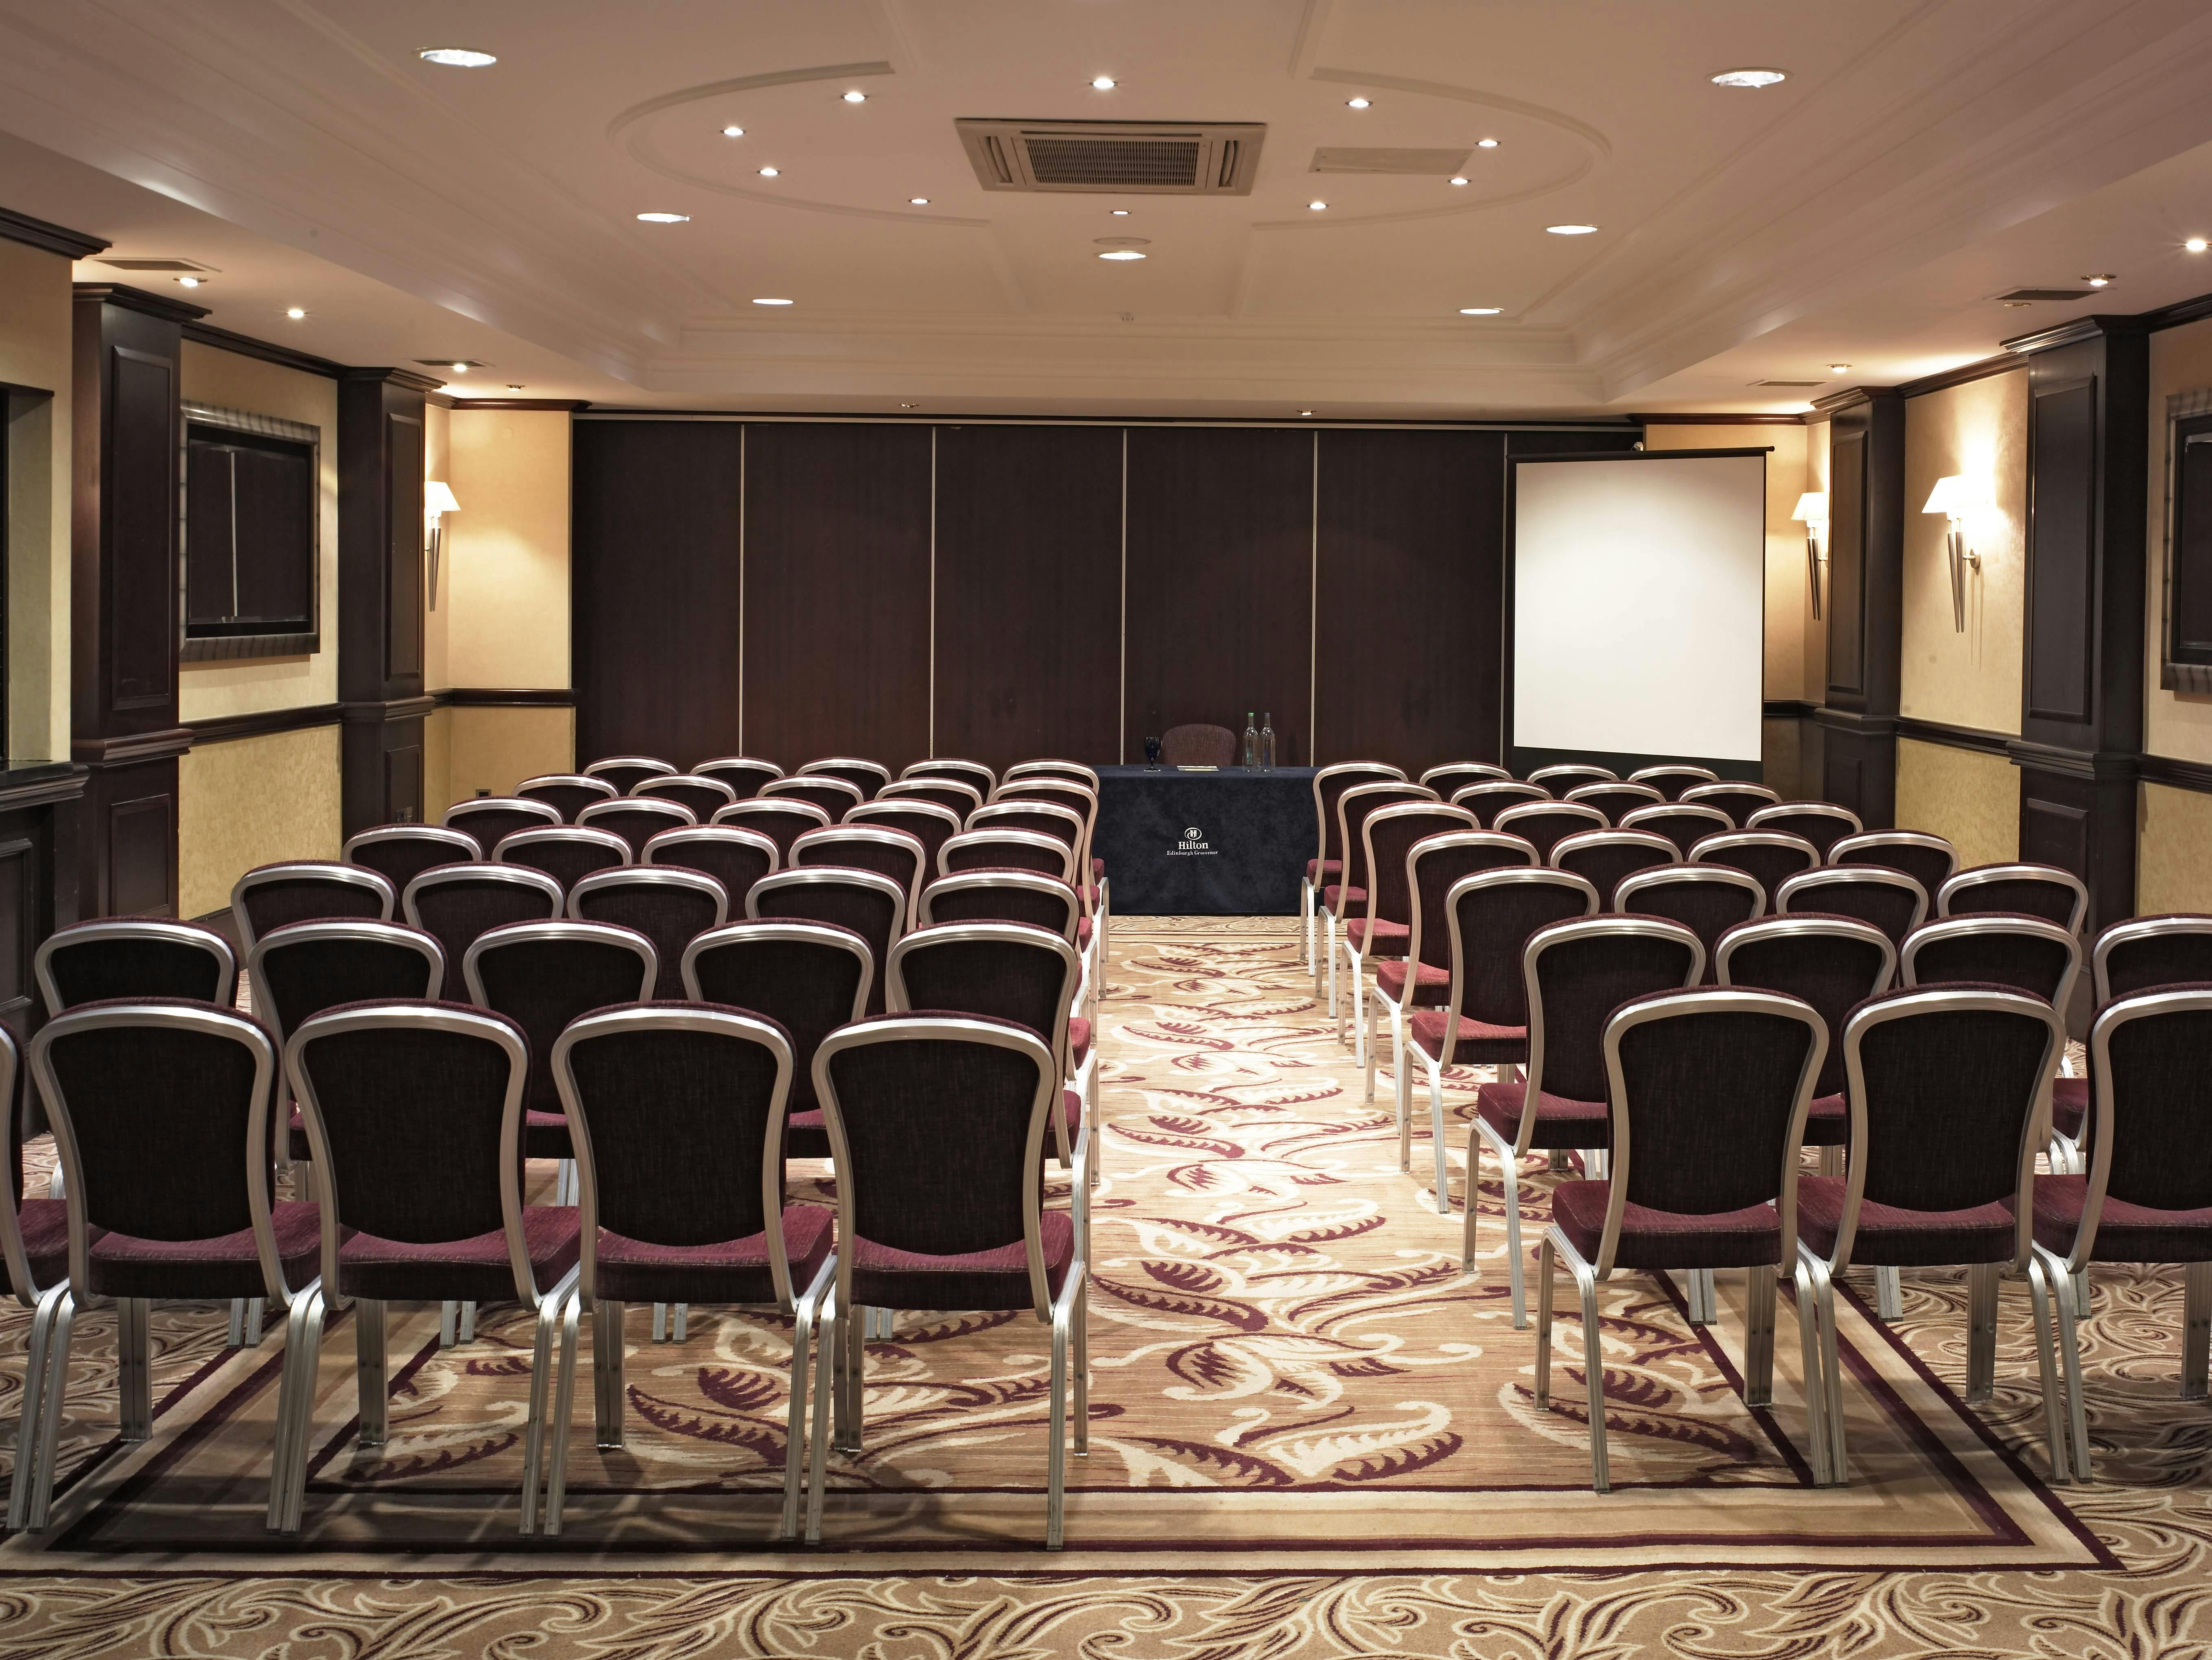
[0,205,108,259]
[179,321,347,380]
[2139,753,2212,794]
[1895,715,2016,757]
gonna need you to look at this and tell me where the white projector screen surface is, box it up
[1513,452,1766,763]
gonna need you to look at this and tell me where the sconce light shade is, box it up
[1921,474,1986,519]
[424,480,460,520]
[1790,491,1827,525]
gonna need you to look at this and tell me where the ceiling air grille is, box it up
[956,119,1264,194]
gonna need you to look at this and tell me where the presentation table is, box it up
[1093,765,1319,915]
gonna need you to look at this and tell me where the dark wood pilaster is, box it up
[1811,386,1905,828]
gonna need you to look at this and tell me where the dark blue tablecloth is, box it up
[1094,765,1320,915]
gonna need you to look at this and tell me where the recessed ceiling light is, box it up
[2002,301,2033,308]
[2083,273,2116,286]
[285,306,306,320]
[1476,138,1499,149]
[1308,200,1328,211]
[2189,238,2209,253]
[507,384,524,391]
[1098,249,1146,260]
[721,124,745,138]
[1346,97,1371,109]
[636,211,690,223]
[758,166,779,178]
[1449,176,1469,186]
[419,48,497,68]
[909,197,930,205]
[451,362,469,373]
[1711,68,1786,88]
[1091,75,1116,90]
[1298,410,1315,417]
[842,90,867,103]
[1110,208,1131,216]
[1827,363,1851,374]
[175,275,202,287]
[1546,223,1598,234]
[900,402,917,409]
[753,297,794,305]
[1459,307,1502,315]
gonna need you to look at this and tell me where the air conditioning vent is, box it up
[1752,380,1824,388]
[99,256,219,273]
[1309,146,1471,175]
[955,119,1265,194]
[1992,287,2095,303]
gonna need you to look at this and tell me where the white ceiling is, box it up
[4,0,2212,415]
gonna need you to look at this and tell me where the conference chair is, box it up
[1159,723,1235,766]
[800,758,893,802]
[1628,764,1719,800]
[793,824,929,931]
[15,1003,318,1535]
[901,758,997,800]
[0,1027,69,1530]
[879,778,985,820]
[2090,913,2212,1003]
[2033,987,2212,1482]
[715,797,833,857]
[1793,987,2070,1486]
[1463,913,1702,1324]
[1620,802,1734,858]
[1339,802,1476,1062]
[344,823,481,893]
[693,757,783,801]
[1690,830,1821,909]
[633,772,739,820]
[1937,863,2090,934]
[1829,829,1958,900]
[401,863,566,1000]
[568,868,727,999]
[991,780,1100,883]
[518,773,618,822]
[1774,867,1929,952]
[1327,782,1437,1029]
[444,795,563,854]
[583,756,676,796]
[1304,762,1405,976]
[644,824,779,916]
[270,1003,583,1536]
[1534,987,1825,1492]
[806,1016,1086,1549]
[971,797,1084,854]
[1493,799,1607,862]
[577,796,697,859]
[939,828,1076,882]
[1565,781,1662,824]
[541,1003,834,1539]
[1403,866,1592,1219]
[848,799,963,886]
[496,826,632,897]
[1747,802,1864,858]
[1683,782,1782,827]
[36,920,237,1016]
[748,867,907,1016]
[1420,762,1512,799]
[1006,760,1100,787]
[921,870,1082,940]
[1527,763,1616,793]
[1550,828,1676,908]
[230,861,393,955]
[764,776,864,822]
[1452,780,1550,830]
[1613,864,1763,985]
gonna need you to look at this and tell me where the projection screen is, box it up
[1511,450,1767,764]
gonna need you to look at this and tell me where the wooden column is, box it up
[1810,387,1905,828]
[337,368,438,834]
[2004,316,2149,932]
[70,283,203,917]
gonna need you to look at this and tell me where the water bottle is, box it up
[1260,712,1276,770]
[1242,712,1259,769]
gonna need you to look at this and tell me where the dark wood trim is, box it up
[71,727,194,766]
[2139,752,2212,794]
[1810,385,1901,414]
[0,764,89,813]
[1629,412,1805,426]
[342,695,439,723]
[578,409,1646,433]
[184,702,343,745]
[1895,715,2015,757]
[425,392,457,410]
[1762,699,1819,718]
[68,282,208,326]
[341,365,448,395]
[180,320,345,380]
[0,206,109,259]
[448,399,590,412]
[2002,314,2149,358]
[2143,290,2212,335]
[438,687,575,707]
[2004,738,2140,782]
[1896,354,2020,400]
[179,631,320,664]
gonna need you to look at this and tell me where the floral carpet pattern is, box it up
[0,918,2208,1656]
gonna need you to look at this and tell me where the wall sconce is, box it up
[1790,491,1828,619]
[1922,474,1988,633]
[424,481,459,611]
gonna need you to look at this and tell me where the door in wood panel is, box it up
[1315,428,1504,772]
[741,423,933,771]
[1122,427,1314,763]
[934,424,1122,770]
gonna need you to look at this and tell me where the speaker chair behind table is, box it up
[807,1015,1086,1548]
[1747,802,1864,858]
[1628,764,1720,801]
[1527,763,1616,793]
[1775,867,1929,952]
[1534,987,1827,1491]
[1691,830,1821,909]
[15,1002,319,1534]
[793,824,929,933]
[269,1003,583,1536]
[940,828,1075,883]
[541,1004,833,1538]
[878,778,984,820]
[848,800,963,892]
[577,797,696,860]
[444,796,563,855]
[1421,762,1512,799]
[762,776,864,823]
[1304,762,1405,976]
[693,757,783,802]
[568,868,728,999]
[633,773,739,822]
[1621,802,1735,859]
[230,862,393,955]
[1452,780,1550,829]
[402,863,566,1000]
[644,825,778,917]
[1829,829,1958,902]
[900,758,997,801]
[1566,781,1662,824]
[1159,723,1235,767]
[748,867,907,1016]
[714,797,833,858]
[582,756,675,797]
[1613,864,1764,985]
[799,758,893,802]
[1683,782,1782,827]
[1493,799,1608,862]
[1326,782,1438,1024]
[1793,987,2071,1486]
[1552,828,1676,909]
[497,826,632,897]
[1339,803,1476,1063]
[343,823,481,894]
[517,773,618,823]
[0,1026,72,1529]
[1937,863,2090,935]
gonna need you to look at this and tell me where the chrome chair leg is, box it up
[1299,878,1314,975]
[1073,1277,1090,1458]
[518,1265,581,1536]
[459,1301,476,1343]
[782,1258,835,1543]
[1874,1265,1903,1321]
[1431,1062,1456,1221]
[117,1297,153,1442]
[1814,1261,1847,1483]
[541,1290,585,1536]
[1743,1268,1777,1408]
[265,1283,327,1535]
[1495,1132,1528,1328]
[1965,1262,1999,1404]
[2185,1261,2212,1402]
[1792,1260,1834,1487]
[805,1285,838,1543]
[1543,1240,1610,1494]
[8,1282,70,1532]
[354,1298,389,1446]
[673,1303,689,1341]
[2023,1253,2075,1484]
[594,1298,627,1448]
[1534,1236,1557,1409]
[1685,1268,1716,1327]
[651,1302,669,1341]
[20,1289,78,1531]
[439,1300,459,1348]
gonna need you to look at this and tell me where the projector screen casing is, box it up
[1510,449,1767,770]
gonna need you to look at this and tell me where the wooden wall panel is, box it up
[571,420,744,768]
[1314,428,1504,772]
[933,424,1122,770]
[741,423,933,771]
[1122,427,1314,762]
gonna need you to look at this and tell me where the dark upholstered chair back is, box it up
[1525,917,1704,1107]
[1314,763,1404,864]
[1337,783,1435,898]
[1363,805,1475,929]
[1444,868,1599,1031]
[248,922,444,1062]
[231,861,393,953]
[1566,782,1663,823]
[37,922,237,1017]
[919,872,1080,941]
[1747,802,1863,857]
[794,827,927,928]
[2094,915,2212,1003]
[1715,916,1894,1100]
[1902,914,2079,1008]
[763,777,863,822]
[1937,863,2088,935]
[714,798,831,855]
[747,869,906,1016]
[800,758,892,802]
[1628,764,1719,801]
[1452,780,1549,829]
[496,827,631,896]
[570,868,728,999]
[889,924,1079,1079]
[1614,866,1763,983]
[940,829,1073,882]
[1829,830,1957,900]
[1621,802,1735,858]
[644,826,778,915]
[850,801,963,880]
[1405,833,1538,972]
[465,922,656,1117]
[1160,723,1235,767]
[401,863,564,1000]
[517,773,617,822]
[994,780,1095,826]
[969,801,1083,854]
[344,824,481,892]
[1420,762,1510,798]
[881,778,984,819]
[444,797,562,854]
[635,774,739,820]
[583,757,675,797]
[694,757,783,801]
[682,922,871,1114]
[1692,830,1819,907]
[901,758,997,801]
[1682,782,1781,826]
[1006,759,1099,788]
[1494,801,1608,861]
[2087,989,2212,1220]
[1528,764,1615,792]
[1776,867,1928,949]
[1552,830,1676,908]
[577,798,697,858]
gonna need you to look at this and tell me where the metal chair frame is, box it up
[693,757,785,800]
[938,828,1076,884]
[1628,764,1720,798]
[1829,829,1959,887]
[1304,762,1405,976]
[900,759,998,800]
[1527,764,1617,791]
[230,862,395,954]
[517,774,620,820]
[1775,865,1930,942]
[35,920,239,1019]
[1936,863,2090,935]
[1338,803,1476,1072]
[443,796,564,848]
[793,824,931,932]
[343,823,482,885]
[1326,781,1437,1025]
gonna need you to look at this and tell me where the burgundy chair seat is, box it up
[1803,1090,1847,1147]
[88,1200,319,1300]
[1306,858,1341,883]
[1797,1176,2013,1266]
[6,1196,72,1291]
[1550,1180,1781,1271]
[1069,1017,1091,1068]
[1345,918,1410,957]
[1374,959,1449,1007]
[1321,884,1364,911]
[593,1206,835,1304]
[1410,1013,1526,1066]
[848,1206,1075,1310]
[337,1206,582,1304]
[525,1108,574,1161]
[1473,1080,1607,1150]
[1091,858,1105,882]
[2050,1075,2088,1139]
[2027,1175,2212,1262]
[1077,917,1093,949]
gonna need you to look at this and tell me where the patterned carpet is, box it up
[2,918,2209,1656]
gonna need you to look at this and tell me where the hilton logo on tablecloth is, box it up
[1172,825,1216,857]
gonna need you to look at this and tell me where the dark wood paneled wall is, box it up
[1812,387,1905,829]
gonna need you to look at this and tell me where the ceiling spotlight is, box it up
[752,297,794,305]
[636,211,690,223]
[1298,410,1315,417]
[1546,223,1598,234]
[285,306,306,320]
[1476,138,1499,148]
[1098,249,1145,260]
[909,197,930,205]
[2189,238,2210,253]
[900,402,917,409]
[2083,273,2116,287]
[1308,200,1328,211]
[1459,307,1502,315]
[2002,301,2033,308]
[1711,68,1786,88]
[507,384,524,391]
[451,362,470,373]
[758,166,779,178]
[1827,363,1851,374]
[419,48,497,68]
[842,90,867,103]
[1346,97,1371,109]
[1110,208,1131,216]
[721,124,745,138]
[175,275,201,288]
[1091,75,1116,90]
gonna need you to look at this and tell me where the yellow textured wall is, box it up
[1895,736,2018,869]
[1901,370,2026,735]
[0,238,73,763]
[447,408,570,689]
[177,725,343,918]
[2138,782,2212,914]
[441,706,573,814]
